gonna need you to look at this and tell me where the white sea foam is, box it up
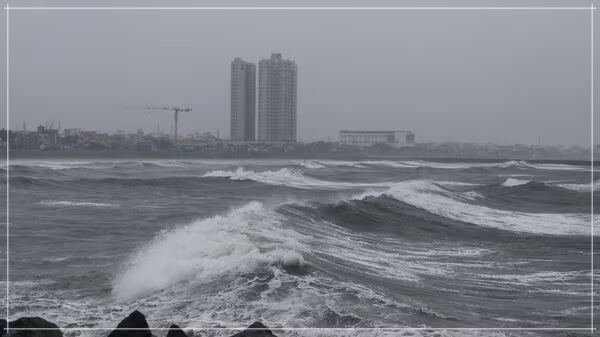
[357,180,592,236]
[459,191,485,200]
[363,159,594,172]
[501,178,530,187]
[290,211,498,283]
[39,200,120,208]
[144,160,189,168]
[435,181,481,187]
[527,162,593,171]
[557,180,600,192]
[202,167,385,190]
[9,158,593,174]
[360,160,419,168]
[296,160,326,169]
[496,160,526,169]
[312,160,370,168]
[9,159,190,170]
[398,160,496,170]
[315,159,592,172]
[479,270,586,283]
[112,202,306,300]
[11,160,98,170]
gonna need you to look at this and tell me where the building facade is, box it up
[230,58,256,141]
[339,130,415,148]
[257,53,298,142]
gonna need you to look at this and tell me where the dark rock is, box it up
[1,319,6,337]
[6,317,62,337]
[230,322,276,337]
[166,325,187,337]
[107,311,152,337]
[319,309,360,327]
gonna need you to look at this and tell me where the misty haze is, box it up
[0,1,598,337]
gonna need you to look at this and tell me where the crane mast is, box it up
[141,106,192,141]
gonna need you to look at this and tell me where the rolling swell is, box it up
[4,176,49,186]
[7,175,265,189]
[280,195,523,242]
[279,193,591,247]
[327,180,593,237]
[6,157,597,331]
[201,167,386,190]
[109,198,497,328]
[473,179,593,213]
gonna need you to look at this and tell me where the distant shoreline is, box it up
[1,150,593,166]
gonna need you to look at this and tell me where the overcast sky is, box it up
[0,0,596,146]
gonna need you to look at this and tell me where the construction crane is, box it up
[134,105,192,141]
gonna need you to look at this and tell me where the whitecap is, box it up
[112,202,306,300]
[38,200,120,208]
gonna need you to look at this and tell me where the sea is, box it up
[0,158,598,337]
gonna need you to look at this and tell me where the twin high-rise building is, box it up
[257,53,298,142]
[230,58,256,141]
[230,53,297,142]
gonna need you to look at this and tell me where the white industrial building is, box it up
[339,130,415,148]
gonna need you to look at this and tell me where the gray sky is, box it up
[0,0,596,146]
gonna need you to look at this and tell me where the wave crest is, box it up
[355,180,592,236]
[202,167,382,190]
[39,200,120,208]
[112,202,306,300]
[501,178,531,187]
[296,160,326,169]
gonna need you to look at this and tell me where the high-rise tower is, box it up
[230,58,256,141]
[257,53,297,142]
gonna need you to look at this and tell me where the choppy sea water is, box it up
[0,158,598,337]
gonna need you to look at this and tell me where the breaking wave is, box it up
[201,167,385,190]
[296,160,326,169]
[501,178,530,187]
[310,159,592,172]
[112,202,306,300]
[8,158,596,330]
[357,180,592,236]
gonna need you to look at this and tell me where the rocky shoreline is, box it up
[0,311,277,337]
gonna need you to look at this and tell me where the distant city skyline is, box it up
[0,2,596,146]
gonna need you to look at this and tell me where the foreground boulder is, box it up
[107,311,152,337]
[5,317,62,337]
[1,312,278,337]
[165,325,187,337]
[231,322,277,337]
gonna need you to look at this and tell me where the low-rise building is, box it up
[339,130,415,148]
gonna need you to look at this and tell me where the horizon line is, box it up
[3,6,598,10]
